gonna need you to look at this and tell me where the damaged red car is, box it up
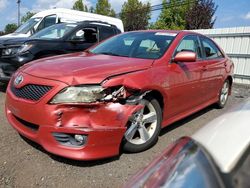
[5,31,234,160]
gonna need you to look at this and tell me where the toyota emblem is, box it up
[14,75,24,86]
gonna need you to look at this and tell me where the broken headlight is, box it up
[50,85,106,104]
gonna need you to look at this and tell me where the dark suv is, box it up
[0,21,121,83]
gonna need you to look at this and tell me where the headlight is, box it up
[2,47,19,56]
[1,44,33,56]
[50,85,106,104]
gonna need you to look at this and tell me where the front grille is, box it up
[14,115,39,132]
[11,84,52,101]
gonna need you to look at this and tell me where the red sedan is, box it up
[5,30,234,160]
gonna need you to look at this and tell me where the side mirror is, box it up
[173,51,197,63]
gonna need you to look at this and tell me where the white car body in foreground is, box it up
[192,99,250,173]
[125,99,250,188]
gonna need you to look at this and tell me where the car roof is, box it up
[192,99,250,173]
[56,21,118,29]
[126,30,202,36]
[31,8,124,32]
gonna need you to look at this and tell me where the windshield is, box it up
[15,17,42,34]
[31,23,77,40]
[90,32,176,59]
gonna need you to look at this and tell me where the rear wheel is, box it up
[123,97,162,153]
[217,79,230,108]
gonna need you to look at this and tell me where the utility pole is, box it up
[17,0,21,26]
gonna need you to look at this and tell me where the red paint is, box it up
[124,137,191,188]
[5,31,233,160]
[173,51,197,62]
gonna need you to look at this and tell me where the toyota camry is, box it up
[5,30,234,160]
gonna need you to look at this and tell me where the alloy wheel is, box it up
[220,81,229,106]
[125,101,158,145]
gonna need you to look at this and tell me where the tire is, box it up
[217,79,230,109]
[123,97,162,153]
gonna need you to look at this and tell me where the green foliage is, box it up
[73,0,88,12]
[95,0,116,17]
[0,31,5,36]
[4,23,18,34]
[89,6,95,13]
[120,0,151,31]
[21,11,36,24]
[152,0,193,30]
[151,0,217,30]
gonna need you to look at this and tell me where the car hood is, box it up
[0,37,29,46]
[0,33,29,40]
[21,52,154,85]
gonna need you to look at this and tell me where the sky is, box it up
[0,0,249,31]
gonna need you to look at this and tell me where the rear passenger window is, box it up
[176,35,202,59]
[44,15,57,28]
[201,37,223,59]
[99,27,115,40]
[37,15,57,32]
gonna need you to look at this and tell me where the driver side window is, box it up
[175,35,202,59]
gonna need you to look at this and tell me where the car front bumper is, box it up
[6,109,127,160]
[5,73,142,160]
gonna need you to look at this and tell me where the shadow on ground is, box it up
[20,134,120,167]
[160,104,216,136]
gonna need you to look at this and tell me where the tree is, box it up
[95,0,116,17]
[4,23,18,34]
[152,0,193,30]
[185,0,217,29]
[21,11,36,23]
[73,0,88,12]
[0,31,5,36]
[89,6,95,13]
[120,0,151,31]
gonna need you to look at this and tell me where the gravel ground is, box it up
[0,84,249,188]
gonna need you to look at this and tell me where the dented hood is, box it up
[21,52,153,85]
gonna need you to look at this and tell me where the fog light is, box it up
[74,134,86,144]
[53,133,87,147]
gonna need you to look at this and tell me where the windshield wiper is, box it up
[99,52,121,56]
[99,52,130,57]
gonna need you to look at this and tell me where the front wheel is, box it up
[217,79,230,109]
[123,97,162,153]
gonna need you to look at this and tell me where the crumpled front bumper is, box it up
[5,73,142,160]
[6,108,128,160]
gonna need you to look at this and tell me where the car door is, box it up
[65,26,99,53]
[200,36,226,101]
[167,35,206,117]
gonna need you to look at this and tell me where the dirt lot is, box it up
[0,84,249,188]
